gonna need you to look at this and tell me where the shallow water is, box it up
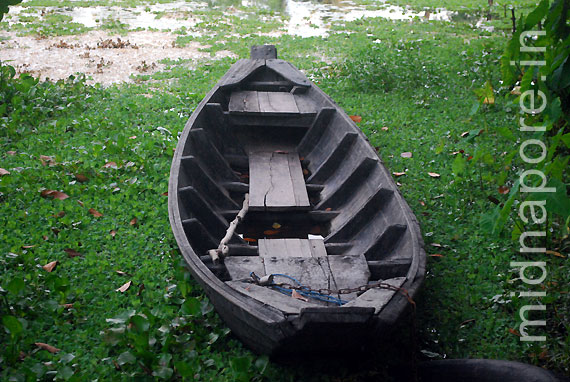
[6,0,495,37]
[0,0,495,84]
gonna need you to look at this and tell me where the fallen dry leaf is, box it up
[508,328,521,337]
[419,201,425,206]
[39,155,56,166]
[129,136,137,139]
[115,270,129,276]
[460,131,469,137]
[431,243,443,248]
[116,280,132,293]
[77,200,84,207]
[291,289,309,302]
[393,172,406,177]
[89,208,103,218]
[75,174,88,182]
[7,151,16,155]
[64,248,82,258]
[21,245,36,249]
[103,161,118,169]
[52,211,66,218]
[498,186,510,194]
[110,230,117,238]
[545,250,565,258]
[467,155,473,161]
[62,303,73,309]
[35,343,60,353]
[349,115,362,123]
[40,190,69,200]
[400,152,413,158]
[381,126,389,131]
[429,254,444,257]
[161,191,168,196]
[428,172,440,178]
[129,217,137,226]
[0,168,10,176]
[42,261,58,272]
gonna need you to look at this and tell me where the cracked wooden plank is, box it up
[248,150,310,211]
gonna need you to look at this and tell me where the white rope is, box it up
[207,193,249,263]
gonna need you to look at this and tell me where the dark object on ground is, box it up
[168,45,425,356]
[419,359,560,382]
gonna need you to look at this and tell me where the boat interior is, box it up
[175,47,416,314]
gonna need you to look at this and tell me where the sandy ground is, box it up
[0,30,236,85]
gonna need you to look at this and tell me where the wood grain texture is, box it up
[342,277,406,313]
[226,281,318,314]
[248,150,310,211]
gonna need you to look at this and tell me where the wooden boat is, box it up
[168,45,425,356]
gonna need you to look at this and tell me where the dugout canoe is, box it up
[168,45,426,356]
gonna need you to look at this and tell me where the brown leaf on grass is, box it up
[400,152,413,158]
[115,270,129,276]
[498,186,510,194]
[7,151,16,155]
[129,136,137,139]
[22,245,36,249]
[349,115,362,123]
[75,174,88,182]
[429,254,444,257]
[77,200,84,207]
[62,303,74,309]
[161,191,168,196]
[110,230,117,238]
[103,161,118,169]
[431,243,443,248]
[42,235,49,241]
[42,261,58,272]
[392,172,406,177]
[419,201,425,206]
[137,283,145,297]
[116,281,132,293]
[88,208,103,217]
[428,172,440,178]
[381,126,389,131]
[545,250,565,258]
[64,248,82,258]
[508,328,521,337]
[40,190,69,200]
[460,131,469,137]
[291,289,309,302]
[35,343,60,353]
[0,168,10,176]
[129,217,137,226]
[52,211,66,218]
[40,155,56,166]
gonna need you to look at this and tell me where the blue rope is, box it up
[268,273,348,306]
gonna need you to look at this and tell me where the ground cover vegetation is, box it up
[1,0,568,380]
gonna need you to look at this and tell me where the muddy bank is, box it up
[0,30,235,84]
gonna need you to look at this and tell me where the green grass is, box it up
[1,0,568,380]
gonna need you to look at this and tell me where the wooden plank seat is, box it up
[224,238,371,309]
[248,149,310,211]
[228,90,317,127]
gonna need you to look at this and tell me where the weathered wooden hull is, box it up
[168,46,425,356]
